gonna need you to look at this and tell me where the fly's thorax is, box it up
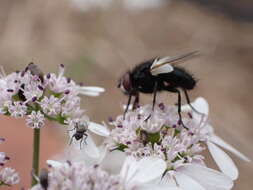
[76,122,88,132]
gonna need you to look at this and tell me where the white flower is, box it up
[8,101,27,118]
[67,121,110,165]
[39,96,61,116]
[44,64,71,94]
[109,99,249,189]
[45,64,105,97]
[120,156,176,190]
[108,103,205,167]
[0,167,20,186]
[163,163,233,190]
[61,96,84,118]
[49,120,109,166]
[26,111,45,129]
[43,156,177,190]
[182,97,250,180]
[0,138,20,186]
[0,72,20,98]
[0,64,105,133]
[0,152,9,166]
[22,76,44,102]
[0,71,20,112]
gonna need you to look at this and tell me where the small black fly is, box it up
[118,51,202,128]
[69,123,88,149]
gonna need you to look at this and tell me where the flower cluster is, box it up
[32,162,124,190]
[108,103,207,167]
[0,64,104,129]
[0,138,20,186]
[107,97,250,189]
[31,156,168,190]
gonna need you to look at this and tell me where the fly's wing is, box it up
[150,57,174,76]
[150,51,199,76]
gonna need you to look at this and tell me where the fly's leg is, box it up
[133,93,140,110]
[69,135,74,145]
[164,86,188,129]
[183,88,204,115]
[79,134,88,149]
[83,133,88,145]
[123,95,132,120]
[145,82,158,121]
[79,138,83,149]
[175,89,188,129]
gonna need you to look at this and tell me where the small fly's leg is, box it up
[69,135,74,145]
[79,134,88,149]
[79,138,83,149]
[145,82,158,121]
[123,95,132,119]
[175,89,188,129]
[83,134,88,145]
[183,88,204,115]
[133,93,139,110]
[67,128,75,132]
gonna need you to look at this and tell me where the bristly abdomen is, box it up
[159,66,197,90]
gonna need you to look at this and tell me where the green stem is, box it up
[31,128,40,187]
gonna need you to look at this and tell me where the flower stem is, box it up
[31,128,40,187]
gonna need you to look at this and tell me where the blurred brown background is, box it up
[0,0,252,189]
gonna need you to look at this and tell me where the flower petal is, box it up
[46,160,63,168]
[96,145,107,164]
[102,151,126,174]
[70,133,100,157]
[192,97,209,115]
[138,184,182,190]
[78,86,105,96]
[131,156,167,185]
[181,104,191,112]
[120,156,138,184]
[81,86,105,92]
[207,141,238,180]
[174,172,205,190]
[181,97,209,123]
[210,135,250,162]
[64,133,106,166]
[178,164,234,190]
[88,122,110,137]
[71,134,106,165]
[82,134,100,158]
[160,175,177,186]
[79,91,102,96]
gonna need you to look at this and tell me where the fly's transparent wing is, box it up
[150,51,199,76]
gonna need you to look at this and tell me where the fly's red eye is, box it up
[121,72,132,93]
